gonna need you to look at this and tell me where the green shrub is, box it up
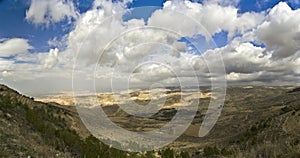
[144,151,156,158]
[220,148,233,156]
[203,146,220,156]
[161,148,175,158]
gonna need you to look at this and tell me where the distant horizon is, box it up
[2,83,299,98]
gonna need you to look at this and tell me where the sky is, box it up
[0,0,300,96]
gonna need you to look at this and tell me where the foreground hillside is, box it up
[0,84,300,157]
[0,84,187,157]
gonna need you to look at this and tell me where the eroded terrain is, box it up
[37,86,300,157]
[1,85,300,157]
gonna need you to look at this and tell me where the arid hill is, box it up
[0,84,300,157]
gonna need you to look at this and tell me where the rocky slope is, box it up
[0,84,187,158]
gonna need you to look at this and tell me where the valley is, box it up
[0,84,300,157]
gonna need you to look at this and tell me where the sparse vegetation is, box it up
[178,151,190,158]
[1,85,300,157]
[281,106,293,114]
[160,148,175,158]
[203,146,220,156]
[0,92,189,157]
[239,119,271,144]
[201,146,234,157]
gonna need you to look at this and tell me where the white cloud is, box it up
[130,62,178,83]
[47,36,68,49]
[227,72,261,81]
[62,0,299,90]
[148,1,264,40]
[256,2,300,59]
[2,0,300,95]
[26,0,78,25]
[2,71,13,77]
[205,41,300,85]
[43,48,59,69]
[66,1,184,68]
[67,0,265,69]
[0,59,14,71]
[222,42,269,73]
[0,38,33,57]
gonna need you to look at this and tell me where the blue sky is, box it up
[1,0,299,52]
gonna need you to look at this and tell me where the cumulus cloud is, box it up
[2,0,300,95]
[67,0,264,69]
[44,48,59,69]
[26,0,78,25]
[66,0,218,90]
[64,0,299,89]
[66,1,126,65]
[66,0,185,68]
[148,1,264,40]
[0,38,33,57]
[221,42,269,73]
[205,40,300,85]
[131,63,175,82]
[256,2,300,59]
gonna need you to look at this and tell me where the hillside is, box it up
[0,84,300,157]
[0,84,187,158]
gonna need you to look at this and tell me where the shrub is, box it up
[203,146,220,156]
[178,151,190,158]
[220,148,233,156]
[160,148,175,158]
